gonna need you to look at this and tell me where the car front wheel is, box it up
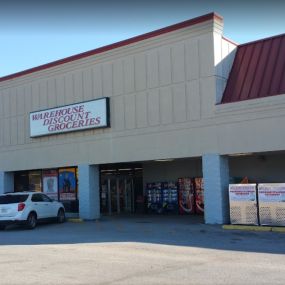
[26,213,37,229]
[57,209,65,223]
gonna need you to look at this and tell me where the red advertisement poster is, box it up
[59,168,77,201]
[42,169,58,200]
[178,178,195,214]
[194,178,204,214]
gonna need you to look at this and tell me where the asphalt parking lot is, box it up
[1,215,285,285]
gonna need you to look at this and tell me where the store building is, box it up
[0,13,284,224]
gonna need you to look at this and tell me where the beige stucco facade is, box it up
[0,15,240,172]
[1,13,285,224]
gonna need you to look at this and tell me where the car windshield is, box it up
[0,194,29,204]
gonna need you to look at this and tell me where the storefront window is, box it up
[28,171,42,192]
[42,169,58,200]
[58,167,78,213]
[15,170,42,192]
[14,171,29,192]
[58,168,77,201]
[14,167,79,213]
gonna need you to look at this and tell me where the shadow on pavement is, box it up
[1,214,285,254]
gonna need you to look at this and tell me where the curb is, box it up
[67,218,84,223]
[272,227,285,233]
[223,225,272,232]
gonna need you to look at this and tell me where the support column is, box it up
[202,154,229,224]
[0,171,14,194]
[78,164,100,220]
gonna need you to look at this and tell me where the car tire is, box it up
[0,225,6,230]
[26,212,37,229]
[57,208,66,223]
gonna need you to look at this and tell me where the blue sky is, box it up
[0,0,284,77]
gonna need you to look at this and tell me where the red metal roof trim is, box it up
[0,12,222,83]
[222,36,238,46]
[221,33,285,104]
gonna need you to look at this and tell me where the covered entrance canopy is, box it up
[99,158,205,219]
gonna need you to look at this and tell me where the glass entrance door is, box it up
[124,178,134,213]
[101,176,134,215]
[109,178,118,213]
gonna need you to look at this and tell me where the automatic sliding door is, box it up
[124,178,134,213]
[110,179,117,213]
[100,169,140,215]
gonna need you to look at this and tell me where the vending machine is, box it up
[146,182,163,214]
[146,182,154,211]
[178,178,195,214]
[162,181,178,213]
[194,178,204,214]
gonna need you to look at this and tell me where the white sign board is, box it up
[30,98,110,137]
[229,184,257,202]
[258,184,285,202]
[229,184,258,225]
[258,183,285,226]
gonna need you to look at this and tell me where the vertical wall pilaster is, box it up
[202,154,229,224]
[78,164,100,220]
[0,171,14,194]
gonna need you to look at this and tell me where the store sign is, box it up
[229,184,257,202]
[30,98,110,137]
[258,184,285,202]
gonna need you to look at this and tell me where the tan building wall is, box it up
[1,14,284,173]
[229,153,285,183]
[143,158,202,188]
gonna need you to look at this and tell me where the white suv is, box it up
[0,192,66,230]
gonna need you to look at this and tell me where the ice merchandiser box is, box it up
[258,183,285,226]
[229,184,258,225]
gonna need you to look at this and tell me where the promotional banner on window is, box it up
[30,98,110,137]
[59,168,77,201]
[42,169,58,200]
